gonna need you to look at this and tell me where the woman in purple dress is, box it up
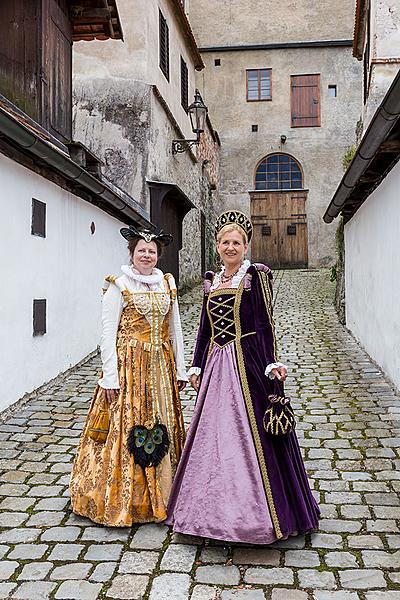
[167,210,319,544]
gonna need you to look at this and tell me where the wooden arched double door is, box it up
[250,190,308,269]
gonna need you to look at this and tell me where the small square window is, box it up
[214,58,221,66]
[31,198,46,237]
[328,85,337,97]
[251,125,258,132]
[33,299,47,336]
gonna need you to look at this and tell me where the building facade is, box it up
[0,0,152,410]
[324,1,400,390]
[188,0,362,268]
[72,0,222,287]
[354,0,400,129]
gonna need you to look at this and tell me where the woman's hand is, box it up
[271,366,288,382]
[177,380,187,391]
[104,389,119,403]
[190,374,201,391]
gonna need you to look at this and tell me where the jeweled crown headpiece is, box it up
[215,210,253,242]
[120,225,173,246]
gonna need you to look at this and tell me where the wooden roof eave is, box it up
[169,0,204,70]
[69,0,124,42]
[353,0,368,59]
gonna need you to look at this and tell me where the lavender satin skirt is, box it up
[166,343,276,544]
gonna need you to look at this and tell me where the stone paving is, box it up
[0,269,400,600]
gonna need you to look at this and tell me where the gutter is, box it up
[323,69,400,223]
[0,104,151,228]
[199,39,353,53]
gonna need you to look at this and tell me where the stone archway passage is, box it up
[250,190,308,269]
[148,181,194,284]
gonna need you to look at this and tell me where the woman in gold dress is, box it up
[70,226,187,526]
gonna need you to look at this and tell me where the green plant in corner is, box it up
[342,145,357,171]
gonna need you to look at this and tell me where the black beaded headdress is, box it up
[215,210,253,242]
[120,225,173,246]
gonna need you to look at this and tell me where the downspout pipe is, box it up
[0,105,151,228]
[323,69,400,223]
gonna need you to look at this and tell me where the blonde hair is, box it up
[216,223,248,245]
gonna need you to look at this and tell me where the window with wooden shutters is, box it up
[246,69,272,101]
[181,57,188,111]
[159,9,169,81]
[291,74,321,127]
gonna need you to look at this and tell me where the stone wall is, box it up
[195,47,362,267]
[189,0,354,47]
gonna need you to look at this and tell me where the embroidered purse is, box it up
[263,392,296,436]
[127,423,170,468]
[88,389,110,443]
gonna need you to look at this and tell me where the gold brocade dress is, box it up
[70,275,186,526]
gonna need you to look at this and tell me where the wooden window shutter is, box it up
[291,74,320,127]
[159,10,169,81]
[33,299,47,336]
[181,57,188,111]
[44,0,72,141]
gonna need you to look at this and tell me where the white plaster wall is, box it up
[0,155,129,410]
[73,0,196,140]
[344,159,400,390]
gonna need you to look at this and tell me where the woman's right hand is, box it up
[104,389,119,403]
[190,374,200,391]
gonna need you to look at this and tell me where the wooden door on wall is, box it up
[251,191,308,268]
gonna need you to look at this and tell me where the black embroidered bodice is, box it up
[207,291,236,348]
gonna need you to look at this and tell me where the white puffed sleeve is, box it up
[98,283,123,389]
[168,281,188,382]
[265,362,287,380]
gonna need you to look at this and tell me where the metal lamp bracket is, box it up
[172,137,200,154]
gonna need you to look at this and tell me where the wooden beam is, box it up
[70,7,110,24]
[379,139,400,153]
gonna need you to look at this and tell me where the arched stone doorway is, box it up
[148,181,194,284]
[250,153,308,269]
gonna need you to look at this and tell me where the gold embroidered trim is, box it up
[259,271,278,360]
[241,331,256,339]
[234,279,283,539]
[207,290,236,353]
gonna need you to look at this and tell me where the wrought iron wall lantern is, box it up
[172,89,208,154]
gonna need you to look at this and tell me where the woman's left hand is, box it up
[177,380,187,391]
[271,366,288,382]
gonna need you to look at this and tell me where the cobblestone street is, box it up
[1,269,400,600]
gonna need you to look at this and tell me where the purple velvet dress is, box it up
[166,264,319,544]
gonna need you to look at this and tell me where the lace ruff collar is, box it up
[211,259,251,291]
[121,265,164,285]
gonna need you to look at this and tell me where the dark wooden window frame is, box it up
[33,299,47,336]
[159,9,170,81]
[31,198,46,238]
[246,68,272,102]
[180,56,188,111]
[290,73,321,128]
